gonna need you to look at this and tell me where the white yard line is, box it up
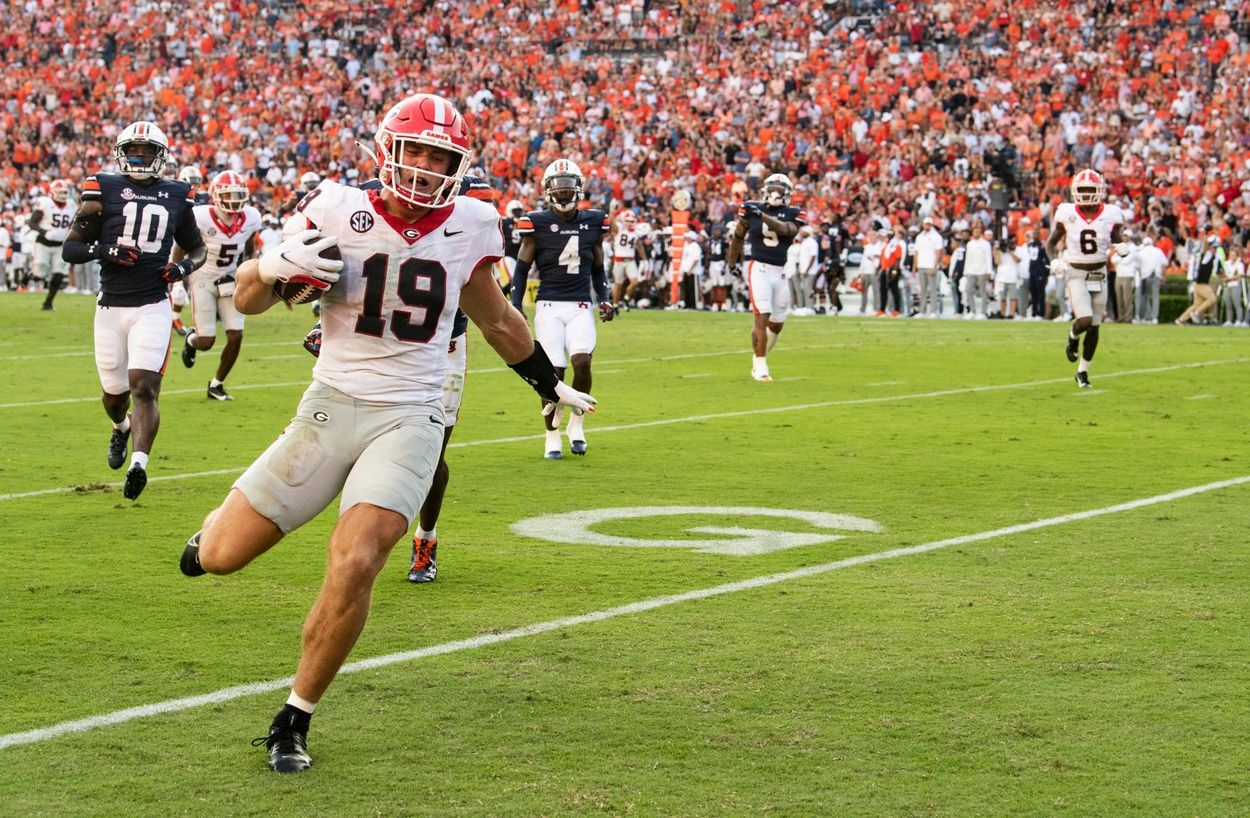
[1,473,1245,752]
[0,358,1245,501]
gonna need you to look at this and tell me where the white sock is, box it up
[567,412,584,441]
[766,329,780,352]
[113,416,130,433]
[209,378,223,388]
[286,690,317,714]
[130,451,148,470]
[1078,357,1091,374]
[753,355,767,371]
[415,525,436,541]
[545,430,561,451]
[186,330,197,347]
[1069,329,1078,341]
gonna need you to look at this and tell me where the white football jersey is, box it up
[282,181,504,404]
[1054,202,1124,265]
[612,224,640,260]
[32,196,76,243]
[192,205,262,281]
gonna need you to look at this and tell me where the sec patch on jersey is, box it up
[272,241,341,305]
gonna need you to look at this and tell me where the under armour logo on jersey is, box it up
[158,191,169,199]
[350,211,375,233]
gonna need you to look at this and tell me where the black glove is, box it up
[99,243,140,266]
[162,258,194,283]
[742,202,760,217]
[303,323,322,357]
[730,264,743,279]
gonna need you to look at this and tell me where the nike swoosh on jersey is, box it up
[444,229,464,237]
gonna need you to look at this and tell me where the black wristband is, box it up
[508,342,560,401]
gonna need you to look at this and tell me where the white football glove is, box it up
[542,381,597,416]
[1049,257,1072,278]
[258,228,344,285]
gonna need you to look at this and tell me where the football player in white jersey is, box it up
[1046,169,1125,388]
[178,93,595,774]
[177,171,262,400]
[610,209,643,308]
[32,179,76,311]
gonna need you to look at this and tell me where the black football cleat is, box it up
[570,439,587,456]
[108,425,131,470]
[253,710,312,773]
[1075,371,1092,389]
[122,464,147,500]
[181,337,196,368]
[206,382,233,401]
[544,450,563,460]
[407,536,438,583]
[180,531,206,577]
[1065,335,1079,363]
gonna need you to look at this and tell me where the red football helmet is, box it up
[209,171,249,213]
[1071,169,1105,206]
[49,179,73,204]
[373,93,473,209]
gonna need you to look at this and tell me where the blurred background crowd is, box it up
[2,0,1249,323]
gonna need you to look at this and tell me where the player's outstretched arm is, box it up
[461,259,596,414]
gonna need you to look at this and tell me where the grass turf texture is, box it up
[0,291,1247,816]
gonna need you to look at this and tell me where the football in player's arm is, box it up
[1045,168,1124,389]
[62,122,207,500]
[179,94,594,775]
[509,159,614,459]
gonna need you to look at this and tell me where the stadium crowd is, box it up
[2,0,1250,323]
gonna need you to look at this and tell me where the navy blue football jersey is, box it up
[501,216,524,259]
[516,208,608,302]
[80,173,199,307]
[738,201,806,266]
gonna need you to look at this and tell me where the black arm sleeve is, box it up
[61,208,104,263]
[591,245,609,302]
[507,341,561,402]
[174,207,208,270]
[510,258,533,309]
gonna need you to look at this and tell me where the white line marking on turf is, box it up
[867,381,904,386]
[681,373,712,379]
[1,358,1246,501]
[1,474,1246,752]
[1185,394,1217,400]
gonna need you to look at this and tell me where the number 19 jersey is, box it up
[284,181,503,405]
[1054,202,1124,266]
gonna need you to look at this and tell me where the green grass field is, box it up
[1,292,1247,817]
